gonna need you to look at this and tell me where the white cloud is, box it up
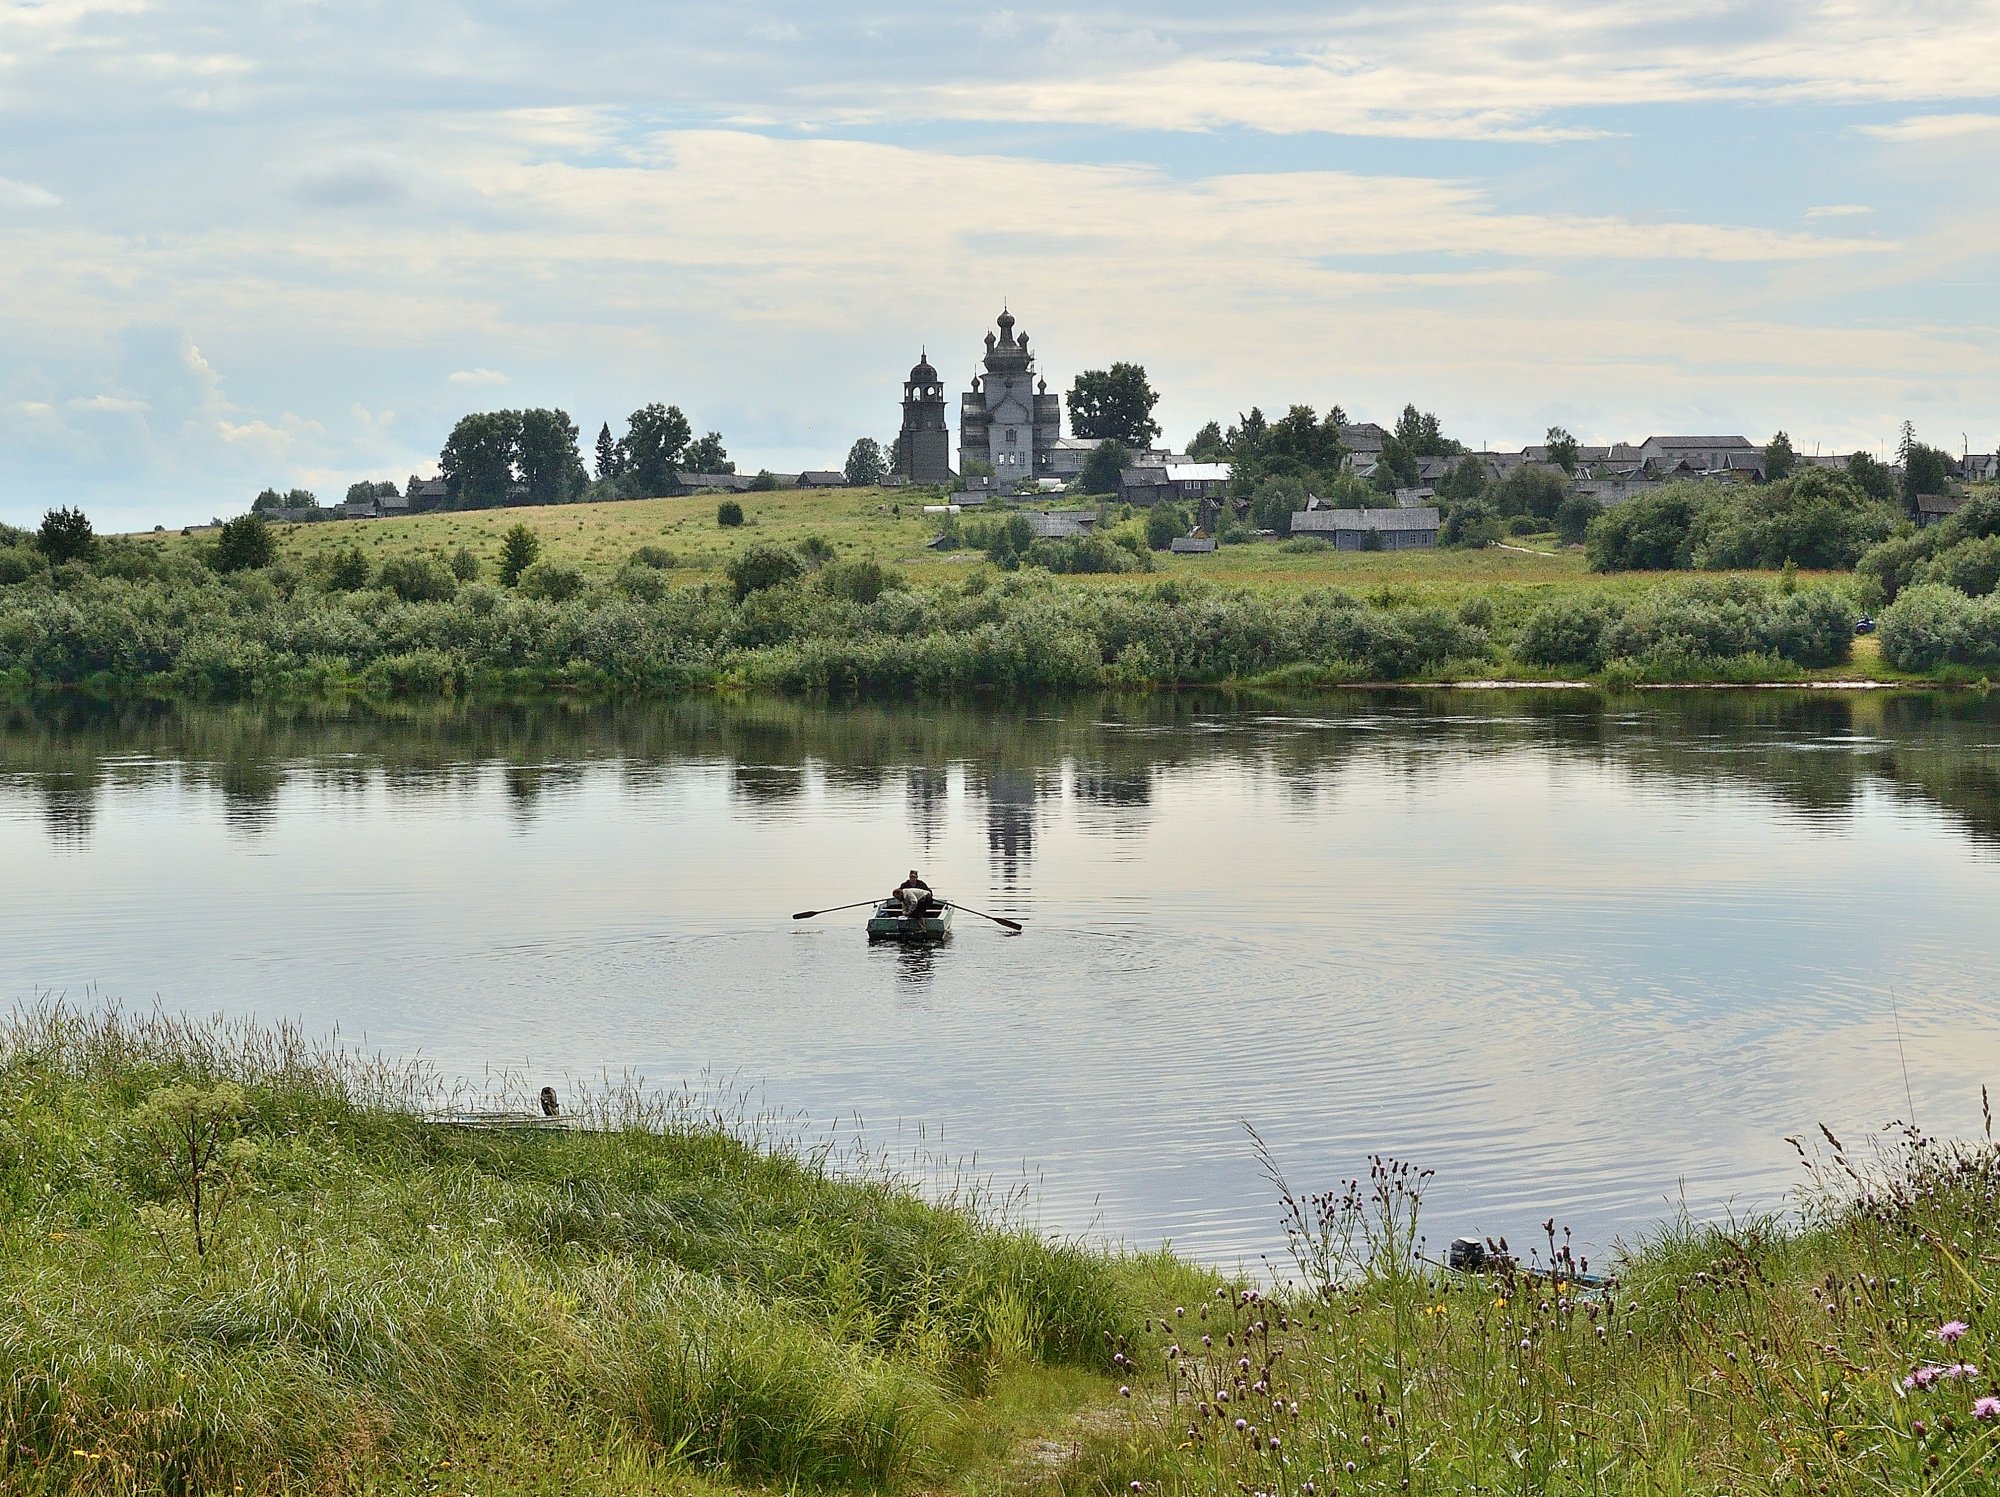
[1856,112,2000,142]
[1806,204,1873,219]
[447,369,510,387]
[0,177,61,207]
[66,393,149,412]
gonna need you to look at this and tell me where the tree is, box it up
[1492,465,1568,521]
[621,403,692,495]
[1146,504,1188,550]
[747,471,781,491]
[1545,426,1581,475]
[1903,443,1953,512]
[845,437,887,487]
[440,411,523,508]
[1439,456,1490,505]
[499,523,540,586]
[449,546,480,581]
[213,513,276,572]
[594,422,623,482]
[1067,363,1160,447]
[345,480,396,505]
[685,432,732,473]
[1765,431,1798,482]
[1554,493,1602,546]
[36,506,95,564]
[1847,450,1898,506]
[1248,474,1309,535]
[251,488,285,514]
[516,408,584,506]
[1188,422,1227,460]
[1078,440,1131,495]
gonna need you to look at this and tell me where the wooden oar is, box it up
[952,903,1025,933]
[792,900,881,921]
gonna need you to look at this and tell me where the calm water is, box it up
[4,691,1998,1268]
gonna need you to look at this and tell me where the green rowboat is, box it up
[866,897,953,942]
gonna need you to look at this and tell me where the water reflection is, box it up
[3,690,1999,1267]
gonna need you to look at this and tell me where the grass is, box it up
[0,1002,1203,1496]
[4,1004,1998,1493]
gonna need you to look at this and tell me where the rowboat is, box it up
[866,897,953,941]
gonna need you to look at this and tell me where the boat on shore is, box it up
[866,897,953,942]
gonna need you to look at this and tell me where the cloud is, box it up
[66,393,150,413]
[447,369,510,387]
[1806,204,1873,219]
[0,177,61,207]
[1857,112,2000,142]
[292,158,410,209]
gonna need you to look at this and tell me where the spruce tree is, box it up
[595,422,621,482]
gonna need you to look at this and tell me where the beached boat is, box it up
[866,897,953,941]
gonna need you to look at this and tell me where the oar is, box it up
[792,900,881,921]
[952,903,1024,934]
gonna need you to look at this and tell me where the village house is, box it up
[1916,494,1966,528]
[1290,506,1440,550]
[1022,510,1098,540]
[1117,460,1232,507]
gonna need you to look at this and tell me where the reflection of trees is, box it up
[0,690,1996,855]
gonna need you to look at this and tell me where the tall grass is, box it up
[0,1003,1134,1494]
[1079,1119,2000,1496]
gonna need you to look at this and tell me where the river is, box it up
[3,690,1997,1269]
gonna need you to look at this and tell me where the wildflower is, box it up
[1119,1385,1131,1398]
[1938,1321,1971,1346]
[1269,1436,1281,1451]
[1236,1419,1249,1432]
[1425,1303,1447,1318]
[1975,1398,2000,1421]
[1903,1364,1980,1391]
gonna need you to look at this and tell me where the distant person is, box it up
[539,1085,559,1118]
[896,870,931,896]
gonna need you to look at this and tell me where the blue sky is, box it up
[1,0,1996,528]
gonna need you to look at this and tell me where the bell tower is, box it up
[894,349,953,484]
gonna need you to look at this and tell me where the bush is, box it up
[1515,598,1621,671]
[727,543,804,600]
[1691,468,1901,570]
[1878,583,2000,671]
[1504,514,1539,536]
[517,559,587,602]
[376,554,458,603]
[797,534,837,567]
[325,545,371,592]
[1915,534,2000,598]
[499,523,540,586]
[718,500,746,526]
[449,546,481,582]
[819,558,903,604]
[0,546,46,586]
[747,472,781,492]
[1145,505,1187,550]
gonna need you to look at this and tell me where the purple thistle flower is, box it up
[1938,1321,1971,1346]
[1975,1397,2000,1421]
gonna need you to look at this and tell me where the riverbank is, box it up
[4,1004,1996,1495]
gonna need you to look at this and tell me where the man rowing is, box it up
[891,869,934,919]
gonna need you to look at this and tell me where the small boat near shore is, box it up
[866,897,954,942]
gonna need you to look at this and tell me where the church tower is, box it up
[959,309,1062,480]
[894,350,953,484]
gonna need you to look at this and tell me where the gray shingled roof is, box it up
[1023,510,1097,538]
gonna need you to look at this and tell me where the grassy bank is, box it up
[0,1004,1191,1496]
[4,1006,1998,1493]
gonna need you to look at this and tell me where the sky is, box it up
[1,0,1997,530]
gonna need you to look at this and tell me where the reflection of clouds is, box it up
[0,694,1997,1269]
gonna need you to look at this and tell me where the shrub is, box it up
[631,544,678,569]
[1515,598,1622,671]
[517,560,587,602]
[1144,505,1187,550]
[376,554,458,603]
[727,543,803,600]
[747,472,780,492]
[1504,514,1539,536]
[1692,468,1901,570]
[797,534,837,567]
[819,558,903,604]
[499,523,540,586]
[1878,584,2000,671]
[449,546,481,582]
[325,545,371,592]
[362,647,466,695]
[1279,536,1330,554]
[1915,534,2000,598]
[718,500,746,526]
[0,546,46,586]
